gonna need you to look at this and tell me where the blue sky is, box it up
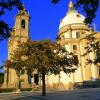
[0,0,100,67]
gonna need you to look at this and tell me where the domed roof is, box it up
[59,1,85,29]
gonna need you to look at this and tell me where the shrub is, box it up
[0,88,32,93]
[0,88,15,93]
[21,88,32,91]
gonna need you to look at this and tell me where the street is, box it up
[0,88,100,100]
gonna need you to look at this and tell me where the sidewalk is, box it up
[0,88,100,100]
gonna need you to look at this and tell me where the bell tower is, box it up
[8,4,30,59]
[15,4,30,42]
[3,4,30,88]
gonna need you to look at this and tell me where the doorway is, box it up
[34,74,38,85]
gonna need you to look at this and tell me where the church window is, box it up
[21,19,25,29]
[73,45,77,50]
[76,32,80,38]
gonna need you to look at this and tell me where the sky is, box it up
[0,0,100,67]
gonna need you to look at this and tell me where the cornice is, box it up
[58,24,90,36]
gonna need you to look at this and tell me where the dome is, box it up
[59,12,85,29]
[59,1,85,29]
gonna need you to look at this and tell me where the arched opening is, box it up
[21,19,25,29]
[34,74,39,85]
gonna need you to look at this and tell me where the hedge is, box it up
[0,88,32,93]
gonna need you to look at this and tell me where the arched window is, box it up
[21,19,25,29]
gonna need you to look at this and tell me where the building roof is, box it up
[59,1,85,29]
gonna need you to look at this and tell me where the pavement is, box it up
[0,88,100,100]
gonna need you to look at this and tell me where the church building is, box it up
[3,1,100,90]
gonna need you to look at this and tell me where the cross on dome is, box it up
[68,0,75,11]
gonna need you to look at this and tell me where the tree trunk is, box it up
[42,68,46,96]
[18,75,20,90]
[15,74,21,93]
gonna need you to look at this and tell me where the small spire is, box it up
[17,3,29,16]
[21,3,26,11]
[68,0,75,11]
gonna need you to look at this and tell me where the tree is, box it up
[4,51,26,92]
[52,0,99,24]
[0,0,22,40]
[0,66,3,73]
[10,40,78,96]
[10,57,25,92]
[83,32,100,74]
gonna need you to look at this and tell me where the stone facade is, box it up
[3,1,100,90]
[50,1,100,89]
